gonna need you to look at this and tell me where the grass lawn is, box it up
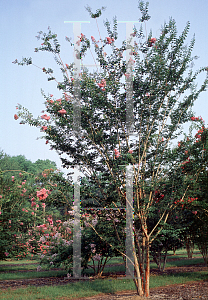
[0,248,207,300]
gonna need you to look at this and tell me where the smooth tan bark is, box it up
[145,239,150,297]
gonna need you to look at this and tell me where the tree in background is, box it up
[173,118,208,264]
[14,1,208,296]
[0,150,57,178]
[0,151,74,260]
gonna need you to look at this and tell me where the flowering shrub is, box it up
[33,207,125,277]
[0,167,73,260]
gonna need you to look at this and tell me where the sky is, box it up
[0,0,208,179]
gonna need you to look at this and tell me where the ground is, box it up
[0,263,208,299]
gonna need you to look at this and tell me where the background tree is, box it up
[174,120,208,263]
[0,150,57,178]
[0,152,74,260]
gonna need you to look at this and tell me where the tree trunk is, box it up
[185,236,194,259]
[161,250,168,272]
[145,238,150,297]
[133,245,143,296]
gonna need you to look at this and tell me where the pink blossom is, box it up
[145,93,150,97]
[11,176,14,179]
[98,79,106,88]
[128,149,133,154]
[31,212,34,215]
[42,126,47,131]
[65,63,69,68]
[19,173,22,176]
[22,182,25,185]
[0,195,2,199]
[192,211,197,215]
[0,211,1,215]
[9,220,11,224]
[91,36,95,42]
[37,188,49,201]
[20,222,23,225]
[58,109,67,115]
[41,114,50,121]
[5,252,9,257]
[114,149,120,157]
[150,38,156,44]
[106,37,112,44]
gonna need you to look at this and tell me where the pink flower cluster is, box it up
[191,116,204,123]
[106,37,114,44]
[58,109,67,115]
[149,38,156,47]
[91,36,96,42]
[98,79,106,91]
[37,188,49,201]
[114,148,120,158]
[41,114,50,121]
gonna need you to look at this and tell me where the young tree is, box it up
[14,1,208,296]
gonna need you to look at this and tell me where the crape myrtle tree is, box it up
[0,157,74,260]
[13,1,208,296]
[173,118,208,264]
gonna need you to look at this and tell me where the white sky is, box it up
[0,0,207,178]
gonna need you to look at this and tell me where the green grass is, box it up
[0,263,39,272]
[0,259,39,265]
[150,257,205,269]
[0,271,207,300]
[0,250,204,281]
[167,248,201,258]
[0,249,206,300]
[0,270,66,281]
